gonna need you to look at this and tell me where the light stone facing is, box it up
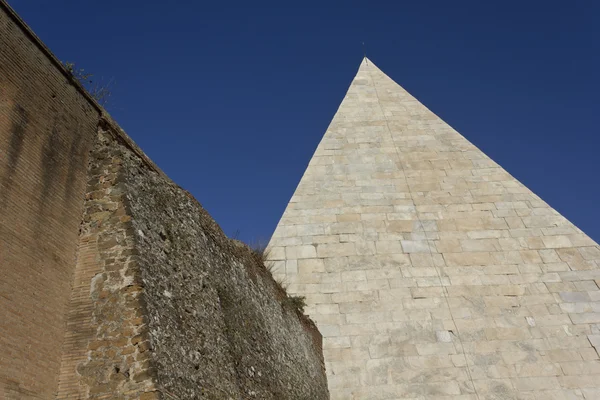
[267,57,600,400]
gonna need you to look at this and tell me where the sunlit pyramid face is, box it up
[267,57,600,400]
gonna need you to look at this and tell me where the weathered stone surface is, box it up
[267,57,600,399]
[0,3,329,397]
[57,125,159,399]
[57,124,328,399]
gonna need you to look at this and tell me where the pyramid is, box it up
[267,58,600,399]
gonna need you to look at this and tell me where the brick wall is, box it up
[0,3,100,398]
[0,2,329,398]
[56,125,158,399]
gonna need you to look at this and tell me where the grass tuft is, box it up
[249,240,270,264]
[283,295,307,313]
[245,239,307,314]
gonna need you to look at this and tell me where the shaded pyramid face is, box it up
[267,58,600,399]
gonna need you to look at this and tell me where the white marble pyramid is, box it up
[267,57,600,400]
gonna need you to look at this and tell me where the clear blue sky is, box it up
[10,0,600,244]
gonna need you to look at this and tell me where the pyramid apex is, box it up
[359,56,379,71]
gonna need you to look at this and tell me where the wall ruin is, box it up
[0,1,328,398]
[57,122,328,399]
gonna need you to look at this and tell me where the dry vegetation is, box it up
[249,241,307,313]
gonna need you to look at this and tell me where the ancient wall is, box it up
[58,122,328,399]
[0,1,329,398]
[0,2,100,398]
[56,122,159,399]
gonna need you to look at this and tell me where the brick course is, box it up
[56,125,157,399]
[0,3,99,397]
